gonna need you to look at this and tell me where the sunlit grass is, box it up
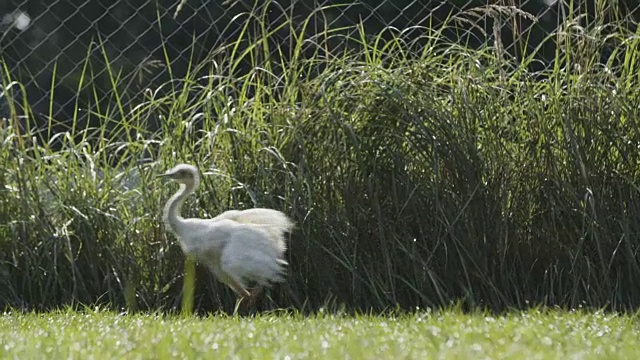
[2,309,640,359]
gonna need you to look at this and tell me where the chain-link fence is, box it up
[1,0,639,128]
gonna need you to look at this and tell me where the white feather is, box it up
[211,208,294,255]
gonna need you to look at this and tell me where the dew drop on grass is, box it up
[429,326,440,336]
[446,339,454,348]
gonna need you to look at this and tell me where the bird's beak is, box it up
[157,172,172,179]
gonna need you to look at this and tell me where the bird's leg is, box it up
[250,286,263,300]
[228,278,250,298]
[244,286,263,308]
[228,280,252,316]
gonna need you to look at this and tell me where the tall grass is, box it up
[2,3,640,313]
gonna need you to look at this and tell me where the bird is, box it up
[158,163,294,306]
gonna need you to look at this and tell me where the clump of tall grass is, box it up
[2,3,640,313]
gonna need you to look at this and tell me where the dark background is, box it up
[1,0,638,135]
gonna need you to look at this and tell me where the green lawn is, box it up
[1,309,639,359]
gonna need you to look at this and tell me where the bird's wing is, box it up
[213,208,293,231]
[219,225,288,288]
[212,208,293,255]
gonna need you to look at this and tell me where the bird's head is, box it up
[158,163,200,187]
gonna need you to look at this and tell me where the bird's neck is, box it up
[163,182,195,235]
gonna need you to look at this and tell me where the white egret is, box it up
[159,163,294,307]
